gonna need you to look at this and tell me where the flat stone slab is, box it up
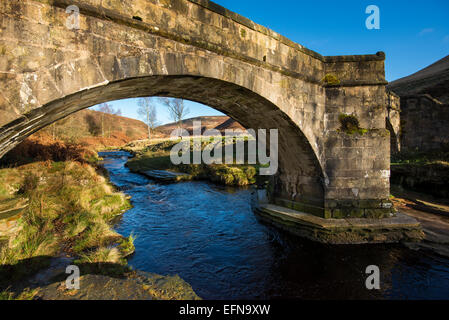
[0,198,28,231]
[0,198,28,218]
[0,198,28,238]
[35,271,201,300]
[256,204,424,244]
[141,170,190,182]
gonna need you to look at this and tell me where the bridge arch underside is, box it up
[0,75,326,210]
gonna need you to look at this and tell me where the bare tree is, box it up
[97,103,122,137]
[137,97,159,140]
[159,98,190,136]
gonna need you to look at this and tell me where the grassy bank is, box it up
[124,138,266,187]
[0,160,133,283]
[0,136,134,299]
[0,135,203,300]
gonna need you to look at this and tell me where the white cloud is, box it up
[418,28,434,36]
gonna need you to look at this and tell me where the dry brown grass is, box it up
[0,133,98,166]
[0,135,134,280]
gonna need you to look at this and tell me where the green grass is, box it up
[391,149,449,166]
[118,234,136,257]
[125,138,263,186]
[76,247,122,264]
[0,288,39,300]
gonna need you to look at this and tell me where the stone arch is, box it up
[0,0,395,220]
[0,75,326,208]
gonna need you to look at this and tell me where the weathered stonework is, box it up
[386,90,401,154]
[391,163,449,198]
[397,94,449,152]
[255,203,424,244]
[0,0,391,218]
[0,198,28,246]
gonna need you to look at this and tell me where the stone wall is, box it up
[400,94,449,152]
[323,81,393,219]
[386,90,401,153]
[391,163,449,198]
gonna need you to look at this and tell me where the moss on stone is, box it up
[338,114,368,135]
[322,74,340,85]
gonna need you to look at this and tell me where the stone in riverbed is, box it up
[0,198,28,241]
[141,170,190,182]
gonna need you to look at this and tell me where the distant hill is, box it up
[214,118,246,132]
[25,112,247,151]
[37,109,149,148]
[388,55,449,103]
[2,108,152,163]
[155,116,246,136]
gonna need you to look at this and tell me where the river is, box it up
[99,151,449,300]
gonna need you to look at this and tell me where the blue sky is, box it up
[94,0,449,124]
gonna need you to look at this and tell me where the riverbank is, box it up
[96,151,449,299]
[391,186,449,257]
[124,138,263,187]
[391,149,449,198]
[3,141,449,299]
[0,159,132,298]
[387,150,449,256]
[0,140,200,300]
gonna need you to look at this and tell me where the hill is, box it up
[388,55,449,103]
[214,118,247,132]
[6,112,248,160]
[155,116,246,137]
[38,109,149,149]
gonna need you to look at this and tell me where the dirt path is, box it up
[391,186,449,256]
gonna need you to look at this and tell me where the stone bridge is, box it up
[0,0,394,221]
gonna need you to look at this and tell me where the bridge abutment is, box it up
[269,53,394,220]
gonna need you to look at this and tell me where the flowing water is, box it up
[99,151,449,300]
